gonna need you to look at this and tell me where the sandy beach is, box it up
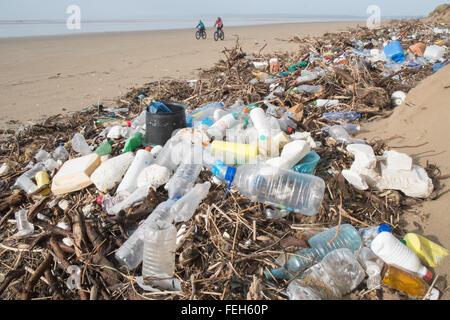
[0,21,364,129]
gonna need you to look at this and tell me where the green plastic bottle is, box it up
[95,140,114,156]
[122,132,143,153]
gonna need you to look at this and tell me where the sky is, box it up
[0,0,447,20]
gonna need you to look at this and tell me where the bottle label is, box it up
[212,160,227,177]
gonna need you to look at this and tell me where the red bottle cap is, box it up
[96,196,103,205]
[423,269,433,283]
[288,127,293,134]
[127,121,131,127]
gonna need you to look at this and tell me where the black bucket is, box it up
[143,101,187,147]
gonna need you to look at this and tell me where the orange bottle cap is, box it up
[145,146,152,152]
[243,108,249,113]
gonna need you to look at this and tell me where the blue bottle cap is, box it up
[59,142,64,146]
[244,119,249,125]
[378,224,391,233]
[225,166,237,196]
[357,113,361,118]
[260,135,266,141]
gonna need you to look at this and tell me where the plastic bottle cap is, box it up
[424,269,433,283]
[243,108,249,113]
[59,142,65,146]
[145,146,152,152]
[260,135,266,141]
[96,196,103,205]
[399,239,407,245]
[127,121,131,127]
[225,166,237,195]
[107,140,114,145]
[378,224,391,233]
[288,127,293,134]
[313,100,318,106]
[244,119,249,125]
[357,113,362,118]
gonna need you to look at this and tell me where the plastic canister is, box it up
[384,41,405,63]
[35,171,50,195]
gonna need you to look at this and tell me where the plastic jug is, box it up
[384,41,405,63]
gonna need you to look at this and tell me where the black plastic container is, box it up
[143,101,187,147]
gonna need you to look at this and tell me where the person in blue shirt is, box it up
[196,20,205,32]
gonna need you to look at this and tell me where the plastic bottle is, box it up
[321,123,360,135]
[207,113,240,140]
[232,164,325,216]
[191,102,224,127]
[90,152,135,193]
[322,111,361,122]
[97,193,126,215]
[295,72,318,83]
[381,264,428,297]
[211,140,258,165]
[359,224,391,247]
[296,85,323,94]
[202,148,236,183]
[116,148,154,196]
[250,107,275,157]
[287,248,365,300]
[14,175,37,194]
[53,142,69,161]
[371,231,432,282]
[264,208,288,220]
[108,186,150,216]
[166,163,202,199]
[277,112,297,133]
[403,233,449,268]
[72,133,92,155]
[170,182,211,222]
[142,220,177,279]
[358,247,384,289]
[323,125,365,144]
[266,224,362,280]
[15,210,34,237]
[95,140,113,156]
[130,110,146,129]
[314,99,339,107]
[423,45,446,62]
[154,137,187,171]
[35,150,50,163]
[103,107,129,113]
[115,200,175,269]
[123,132,143,153]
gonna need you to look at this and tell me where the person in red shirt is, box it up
[214,17,223,33]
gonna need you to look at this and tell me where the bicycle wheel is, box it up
[214,31,219,41]
[202,30,207,39]
[220,30,224,40]
[195,30,201,40]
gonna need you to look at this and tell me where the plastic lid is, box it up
[96,196,103,205]
[107,140,114,145]
[378,224,391,233]
[244,119,249,125]
[225,166,237,196]
[145,146,152,152]
[423,269,433,283]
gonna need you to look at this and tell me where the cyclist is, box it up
[196,20,206,33]
[214,17,223,33]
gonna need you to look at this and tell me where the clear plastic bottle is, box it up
[155,137,187,171]
[72,133,92,155]
[130,110,146,129]
[287,248,365,300]
[277,112,297,133]
[371,231,432,282]
[109,186,150,216]
[14,175,37,194]
[15,210,34,237]
[191,102,224,128]
[35,150,51,162]
[323,125,365,144]
[267,224,362,280]
[167,162,203,199]
[321,123,360,135]
[116,148,154,196]
[232,164,325,216]
[322,111,361,122]
[170,182,211,222]
[97,193,126,215]
[142,220,177,279]
[115,200,175,269]
[264,208,288,220]
[53,142,69,161]
[358,247,384,290]
[202,148,235,183]
[296,85,323,93]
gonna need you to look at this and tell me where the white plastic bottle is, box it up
[15,210,34,237]
[265,140,310,170]
[370,231,432,281]
[250,108,275,156]
[72,133,93,155]
[170,182,211,222]
[116,148,154,196]
[207,113,240,140]
[90,152,135,193]
[314,99,339,107]
[232,164,325,216]
[115,200,175,269]
[142,220,177,279]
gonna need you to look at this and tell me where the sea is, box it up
[0,14,411,39]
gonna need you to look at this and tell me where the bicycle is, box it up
[214,28,224,41]
[195,28,207,40]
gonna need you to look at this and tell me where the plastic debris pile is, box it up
[0,19,448,300]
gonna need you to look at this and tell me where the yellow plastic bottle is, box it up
[382,264,428,297]
[211,140,258,165]
[35,171,50,195]
[403,233,449,268]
